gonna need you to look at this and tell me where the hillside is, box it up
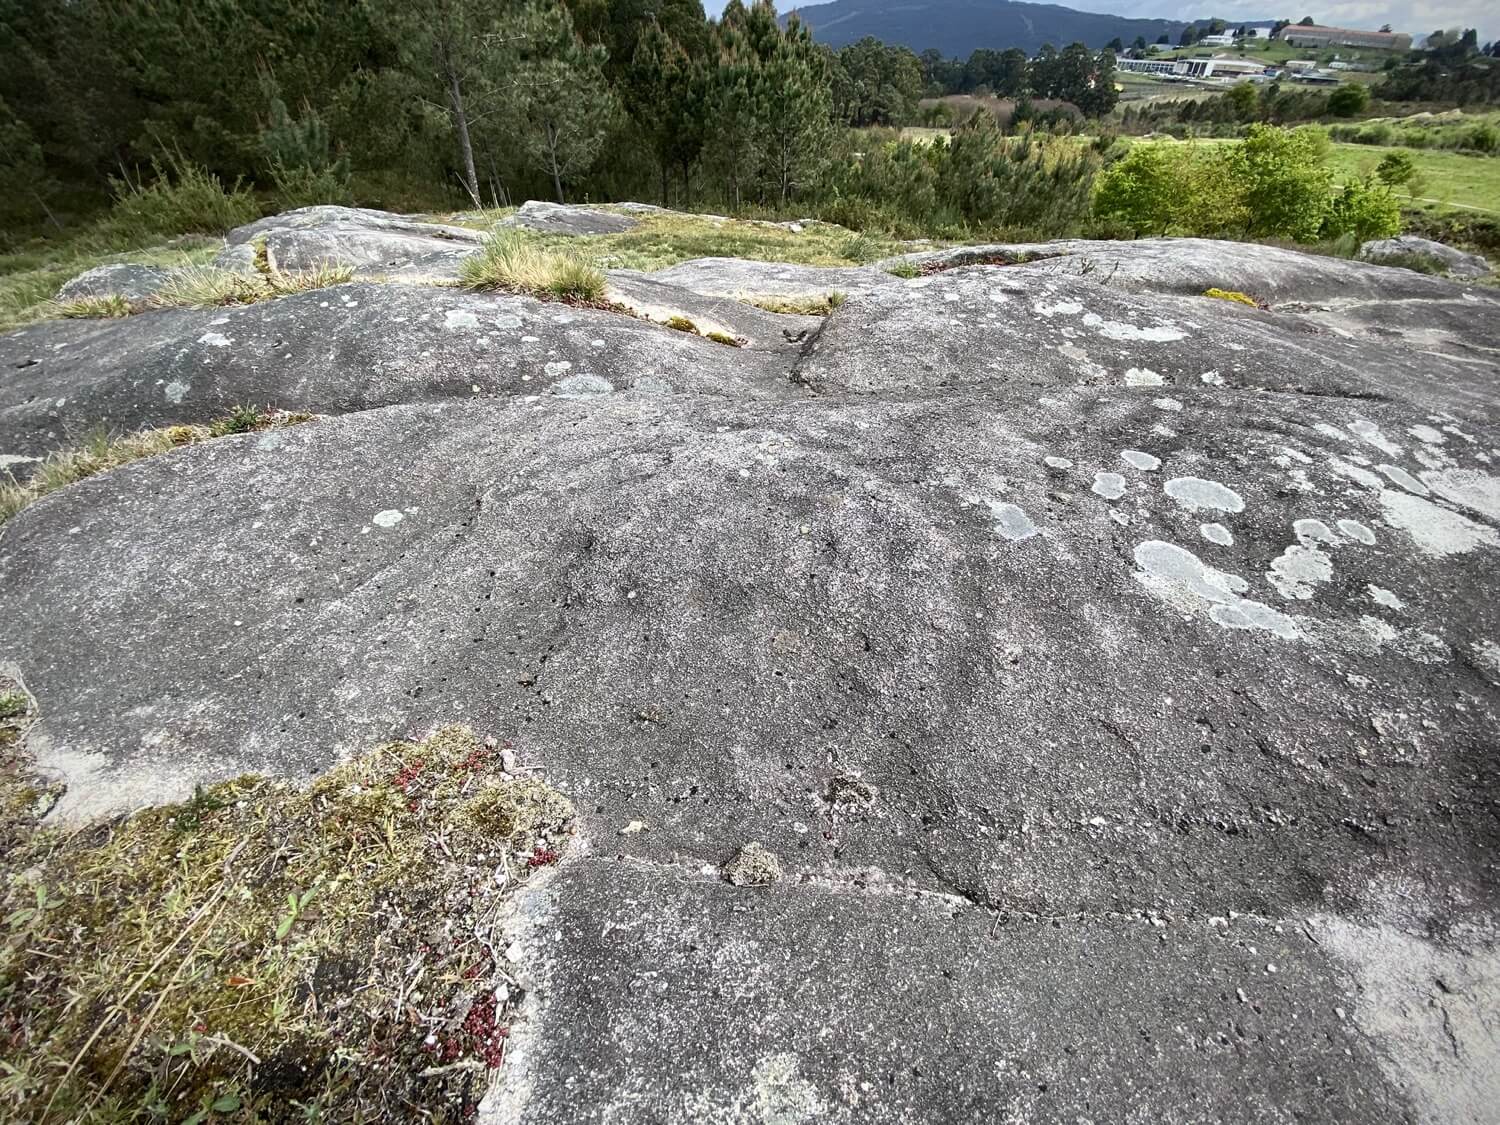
[786,0,1196,54]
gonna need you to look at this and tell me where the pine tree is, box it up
[514,2,617,203]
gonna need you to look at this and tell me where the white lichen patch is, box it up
[197,332,232,347]
[1092,472,1127,500]
[1420,468,1500,521]
[1473,639,1500,683]
[1044,455,1074,470]
[1200,371,1225,386]
[1328,457,1382,490]
[1124,367,1165,386]
[1378,464,1429,496]
[1379,489,1500,557]
[1132,540,1299,640]
[1033,300,1083,317]
[1368,584,1404,609]
[164,381,189,404]
[1082,312,1185,342]
[1200,522,1233,546]
[543,360,573,378]
[1121,450,1161,471]
[372,509,405,528]
[1293,519,1339,546]
[1267,543,1333,600]
[443,309,479,330]
[1337,519,1376,545]
[553,374,614,398]
[1408,424,1446,445]
[1164,477,1245,514]
[1153,397,1183,412]
[985,501,1040,541]
[1347,419,1403,456]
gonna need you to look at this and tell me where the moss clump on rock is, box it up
[0,718,573,1123]
[722,842,783,887]
[1203,287,1261,308]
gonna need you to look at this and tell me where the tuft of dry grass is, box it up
[0,408,313,524]
[145,261,354,311]
[50,294,133,319]
[745,290,847,317]
[0,709,574,1123]
[459,232,608,303]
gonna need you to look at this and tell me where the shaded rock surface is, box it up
[213,204,483,280]
[0,284,798,460]
[1360,234,1492,280]
[55,262,172,303]
[4,213,1500,1123]
[500,199,639,236]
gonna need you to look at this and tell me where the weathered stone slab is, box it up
[55,262,172,303]
[1360,234,1492,280]
[500,200,639,236]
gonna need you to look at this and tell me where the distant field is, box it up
[1127,136,1500,214]
[1325,145,1500,213]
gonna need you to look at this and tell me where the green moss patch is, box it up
[0,707,574,1124]
[1203,287,1264,308]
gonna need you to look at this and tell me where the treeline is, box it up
[1120,83,1370,135]
[0,0,961,237]
[1375,35,1500,105]
[917,45,1120,114]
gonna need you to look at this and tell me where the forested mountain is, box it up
[784,0,1192,55]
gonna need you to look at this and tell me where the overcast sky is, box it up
[725,0,1494,42]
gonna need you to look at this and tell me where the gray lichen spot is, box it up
[543,360,573,378]
[1409,424,1446,445]
[1124,367,1165,386]
[1153,397,1183,412]
[372,509,405,528]
[1368,585,1405,610]
[1378,464,1430,496]
[197,332,232,348]
[987,501,1040,541]
[1421,468,1500,521]
[1328,457,1383,490]
[1200,522,1233,546]
[1338,519,1376,545]
[492,313,523,330]
[722,842,782,887]
[1268,543,1334,600]
[1379,489,1500,557]
[1044,455,1074,470]
[1132,540,1299,640]
[553,374,614,398]
[443,309,479,330]
[1164,477,1245,514]
[1121,450,1161,471]
[1347,419,1403,456]
[1092,472,1127,500]
[1293,519,1338,546]
[164,380,189,404]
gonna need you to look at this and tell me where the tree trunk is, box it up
[547,124,565,203]
[660,162,669,207]
[446,64,480,206]
[681,160,691,208]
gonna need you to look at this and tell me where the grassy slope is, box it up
[0,241,220,335]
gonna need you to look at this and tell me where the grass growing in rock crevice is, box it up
[0,707,574,1124]
[0,408,313,525]
[460,232,608,305]
[745,291,847,317]
[148,262,356,311]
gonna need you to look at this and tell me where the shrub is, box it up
[1322,179,1401,242]
[106,159,258,243]
[1326,84,1369,118]
[1233,125,1332,242]
[1374,150,1417,188]
[886,260,921,278]
[1093,144,1181,234]
[460,232,606,302]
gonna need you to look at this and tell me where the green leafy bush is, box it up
[1322,179,1401,241]
[1326,84,1369,118]
[1233,125,1333,243]
[105,159,258,242]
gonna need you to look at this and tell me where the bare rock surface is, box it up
[605,269,822,352]
[500,199,640,236]
[3,217,1500,1123]
[1360,234,1493,280]
[213,204,484,279]
[55,262,173,303]
[643,255,900,300]
[0,284,798,461]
